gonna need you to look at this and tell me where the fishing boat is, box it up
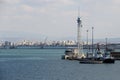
[79,53,115,64]
[102,51,115,63]
[79,32,115,64]
[79,43,115,64]
[103,38,115,63]
[61,48,85,60]
[61,48,78,60]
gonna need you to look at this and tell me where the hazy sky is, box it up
[0,0,120,41]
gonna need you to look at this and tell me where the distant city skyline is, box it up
[0,0,120,41]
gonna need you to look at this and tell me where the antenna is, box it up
[78,7,80,17]
[77,7,81,24]
[77,7,83,56]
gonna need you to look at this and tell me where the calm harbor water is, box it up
[0,49,120,80]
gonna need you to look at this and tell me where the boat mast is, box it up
[77,10,82,54]
[105,38,108,51]
[92,27,94,55]
[86,30,89,51]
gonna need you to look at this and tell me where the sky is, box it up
[0,0,120,41]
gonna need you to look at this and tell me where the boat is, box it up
[61,49,74,60]
[80,58,115,64]
[61,48,85,60]
[79,55,115,64]
[102,38,115,63]
[103,57,115,63]
[79,43,115,64]
[102,51,115,63]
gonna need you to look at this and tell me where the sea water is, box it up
[0,49,120,80]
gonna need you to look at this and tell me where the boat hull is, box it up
[103,58,115,63]
[79,59,103,64]
[79,58,115,64]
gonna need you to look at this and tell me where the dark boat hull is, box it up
[79,57,115,64]
[80,60,102,64]
[79,59,103,64]
[103,58,115,63]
